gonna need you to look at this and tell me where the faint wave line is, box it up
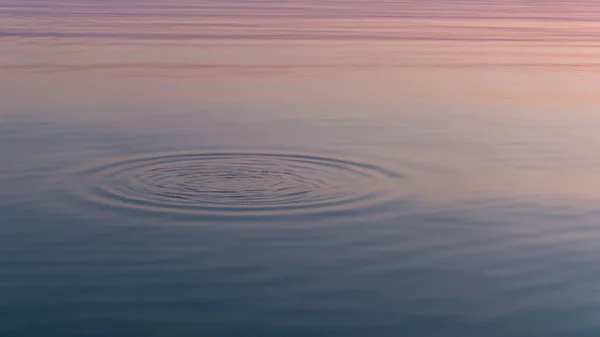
[3,62,600,76]
[1,30,599,44]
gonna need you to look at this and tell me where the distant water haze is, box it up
[2,0,600,42]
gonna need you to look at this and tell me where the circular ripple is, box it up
[71,152,403,217]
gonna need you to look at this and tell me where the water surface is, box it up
[2,1,600,336]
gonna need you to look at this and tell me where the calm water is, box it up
[2,1,600,336]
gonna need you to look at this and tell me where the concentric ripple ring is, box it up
[70,151,403,217]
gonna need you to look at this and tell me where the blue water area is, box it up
[2,1,600,336]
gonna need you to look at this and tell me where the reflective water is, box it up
[2,1,600,336]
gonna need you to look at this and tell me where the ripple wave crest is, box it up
[72,152,403,217]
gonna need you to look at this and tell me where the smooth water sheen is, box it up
[2,1,600,336]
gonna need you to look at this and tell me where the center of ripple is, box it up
[71,152,403,217]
